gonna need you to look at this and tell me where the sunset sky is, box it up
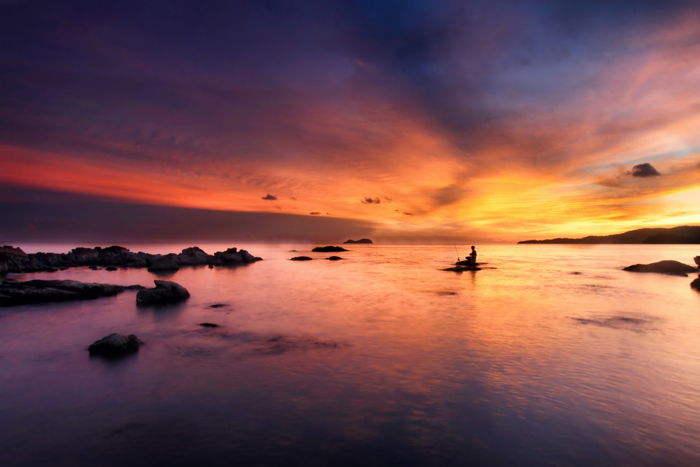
[2,0,700,242]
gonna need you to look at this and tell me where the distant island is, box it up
[343,238,373,244]
[519,226,700,244]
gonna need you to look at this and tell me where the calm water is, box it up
[1,243,700,466]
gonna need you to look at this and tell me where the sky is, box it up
[1,0,700,243]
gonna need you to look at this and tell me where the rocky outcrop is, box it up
[326,256,343,261]
[0,245,262,274]
[343,238,373,244]
[290,256,313,261]
[88,333,142,357]
[214,247,260,265]
[136,280,190,306]
[623,260,698,276]
[0,279,142,306]
[311,246,348,252]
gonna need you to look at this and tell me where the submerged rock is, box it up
[0,279,142,306]
[208,303,228,308]
[88,333,142,357]
[199,322,220,328]
[443,266,482,272]
[326,256,343,261]
[136,280,190,306]
[290,256,313,261]
[623,260,698,276]
[311,246,347,252]
[343,238,373,244]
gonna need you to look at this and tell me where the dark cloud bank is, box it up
[0,186,373,243]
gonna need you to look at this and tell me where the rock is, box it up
[0,245,28,274]
[695,256,700,268]
[88,333,142,357]
[105,266,118,271]
[290,256,313,261]
[147,254,180,272]
[89,265,101,270]
[177,246,210,266]
[343,238,373,244]
[326,256,343,261]
[214,247,261,265]
[208,303,228,308]
[199,322,220,328]
[136,280,190,306]
[0,279,142,306]
[692,277,700,292]
[623,260,698,276]
[312,246,348,252]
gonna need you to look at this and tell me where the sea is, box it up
[1,243,700,466]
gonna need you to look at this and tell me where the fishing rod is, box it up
[453,245,460,262]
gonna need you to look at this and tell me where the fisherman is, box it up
[467,245,477,266]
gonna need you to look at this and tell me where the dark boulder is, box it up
[147,254,180,273]
[692,277,700,292]
[326,256,343,261]
[136,280,190,306]
[105,266,118,271]
[695,256,700,268]
[312,246,348,252]
[623,260,698,276]
[343,238,373,244]
[88,333,142,357]
[0,279,142,306]
[290,256,313,261]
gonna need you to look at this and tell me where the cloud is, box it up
[629,163,661,177]
[361,197,381,204]
[262,194,278,200]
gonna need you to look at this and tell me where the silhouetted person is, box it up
[467,245,477,266]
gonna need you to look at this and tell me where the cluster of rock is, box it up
[311,246,347,252]
[290,255,344,261]
[0,245,262,274]
[0,279,143,306]
[343,238,373,244]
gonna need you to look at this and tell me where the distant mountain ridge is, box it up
[518,226,700,244]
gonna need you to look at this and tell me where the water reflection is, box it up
[1,243,700,465]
